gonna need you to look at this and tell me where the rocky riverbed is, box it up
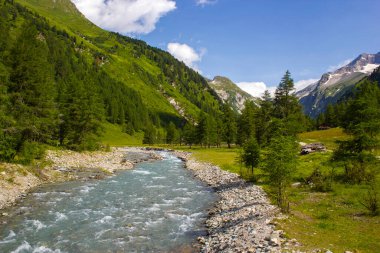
[175,151,300,253]
[0,147,161,211]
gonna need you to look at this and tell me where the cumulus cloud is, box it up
[236,82,275,98]
[196,0,217,6]
[71,0,176,34]
[167,43,205,72]
[294,78,319,91]
[328,59,353,72]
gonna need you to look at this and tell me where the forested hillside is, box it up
[0,0,222,163]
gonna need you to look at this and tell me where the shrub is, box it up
[359,183,379,216]
[16,141,45,165]
[308,166,333,192]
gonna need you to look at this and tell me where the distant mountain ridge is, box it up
[208,76,255,112]
[297,52,380,117]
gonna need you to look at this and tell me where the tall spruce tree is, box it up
[241,137,260,176]
[274,70,296,119]
[263,135,298,212]
[255,90,273,146]
[222,104,237,148]
[273,71,306,136]
[9,23,57,146]
[182,122,196,148]
[237,100,257,146]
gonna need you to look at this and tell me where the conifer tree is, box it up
[237,100,257,146]
[273,71,306,136]
[274,70,296,119]
[183,122,196,148]
[255,90,273,146]
[263,135,298,212]
[166,122,178,144]
[241,137,260,175]
[9,23,57,145]
[222,104,237,148]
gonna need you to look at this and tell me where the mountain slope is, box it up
[208,76,255,112]
[14,0,221,123]
[297,52,380,117]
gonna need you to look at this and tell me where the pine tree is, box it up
[263,135,298,212]
[9,23,57,145]
[196,112,208,147]
[273,71,306,136]
[241,137,260,176]
[255,90,273,146]
[274,70,296,119]
[166,122,178,144]
[222,104,237,148]
[333,80,380,183]
[60,76,104,150]
[237,100,257,146]
[183,122,196,148]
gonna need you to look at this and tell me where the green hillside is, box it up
[0,0,222,162]
[15,0,221,120]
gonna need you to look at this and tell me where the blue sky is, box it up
[73,0,380,96]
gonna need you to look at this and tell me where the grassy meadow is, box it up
[164,128,380,252]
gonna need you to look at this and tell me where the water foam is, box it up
[0,230,16,245]
[32,245,63,253]
[79,185,94,194]
[28,220,47,231]
[133,170,152,175]
[11,241,32,253]
[55,212,68,222]
[96,216,113,224]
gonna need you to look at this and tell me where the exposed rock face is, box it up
[175,152,294,252]
[209,76,256,113]
[297,52,380,118]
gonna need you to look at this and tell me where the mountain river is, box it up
[0,152,215,252]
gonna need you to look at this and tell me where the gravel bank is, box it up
[0,147,160,211]
[175,151,299,253]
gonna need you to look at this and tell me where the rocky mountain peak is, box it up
[208,76,255,113]
[297,51,380,118]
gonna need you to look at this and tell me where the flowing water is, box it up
[0,152,215,253]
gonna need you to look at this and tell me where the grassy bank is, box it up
[169,128,380,252]
[101,122,144,147]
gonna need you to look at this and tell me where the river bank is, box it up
[0,147,160,211]
[175,151,301,253]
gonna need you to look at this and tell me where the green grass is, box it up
[100,122,143,147]
[171,129,380,252]
[281,182,380,252]
[298,127,350,149]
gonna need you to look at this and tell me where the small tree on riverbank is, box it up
[263,135,298,212]
[241,137,260,179]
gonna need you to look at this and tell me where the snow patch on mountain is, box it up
[297,52,380,117]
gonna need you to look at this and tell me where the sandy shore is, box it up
[0,147,160,211]
[175,151,301,253]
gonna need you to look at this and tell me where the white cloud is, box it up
[237,78,318,98]
[71,0,176,34]
[167,43,205,72]
[294,78,319,91]
[196,0,217,6]
[236,81,275,98]
[328,59,352,72]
